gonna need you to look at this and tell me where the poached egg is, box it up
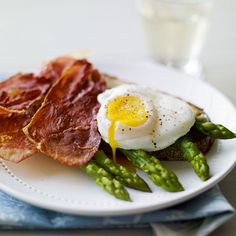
[97,84,196,157]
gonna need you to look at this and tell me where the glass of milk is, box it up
[139,0,213,77]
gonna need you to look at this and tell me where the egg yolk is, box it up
[106,96,148,161]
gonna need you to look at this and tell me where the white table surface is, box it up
[0,0,235,235]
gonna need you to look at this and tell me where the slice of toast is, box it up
[102,74,215,161]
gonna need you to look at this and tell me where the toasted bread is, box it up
[102,74,215,161]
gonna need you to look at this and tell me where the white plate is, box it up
[0,61,236,216]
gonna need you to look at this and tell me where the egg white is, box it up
[97,84,196,151]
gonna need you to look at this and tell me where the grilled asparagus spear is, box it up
[83,161,131,201]
[195,117,236,139]
[120,149,184,192]
[94,150,151,192]
[175,136,209,181]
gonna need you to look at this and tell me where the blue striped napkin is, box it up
[0,186,234,236]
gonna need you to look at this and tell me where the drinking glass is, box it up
[139,0,213,77]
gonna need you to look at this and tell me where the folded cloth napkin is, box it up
[0,186,234,236]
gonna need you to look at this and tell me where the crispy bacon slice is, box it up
[23,60,106,166]
[0,74,52,162]
[38,56,76,80]
[0,73,50,113]
[0,57,75,163]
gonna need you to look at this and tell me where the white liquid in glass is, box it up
[140,0,212,66]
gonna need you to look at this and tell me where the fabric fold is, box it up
[0,186,234,236]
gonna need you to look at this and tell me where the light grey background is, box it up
[0,0,235,235]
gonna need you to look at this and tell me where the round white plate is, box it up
[0,62,236,216]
